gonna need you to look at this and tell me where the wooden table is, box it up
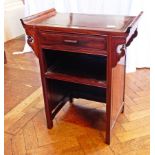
[21,8,142,144]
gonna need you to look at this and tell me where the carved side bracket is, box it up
[111,28,138,67]
[24,27,39,57]
[27,35,34,44]
[27,34,35,50]
[111,36,126,67]
[126,29,138,47]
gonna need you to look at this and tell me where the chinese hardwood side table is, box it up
[21,8,142,144]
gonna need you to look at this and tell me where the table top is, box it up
[21,8,143,34]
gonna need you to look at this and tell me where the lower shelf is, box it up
[46,79,106,108]
[45,71,106,88]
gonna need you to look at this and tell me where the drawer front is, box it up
[39,31,107,55]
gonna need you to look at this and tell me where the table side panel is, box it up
[110,56,126,128]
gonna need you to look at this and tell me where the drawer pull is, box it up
[63,39,79,44]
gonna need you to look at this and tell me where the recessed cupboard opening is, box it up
[46,79,106,104]
[42,49,107,83]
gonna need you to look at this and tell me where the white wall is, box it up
[4,0,24,42]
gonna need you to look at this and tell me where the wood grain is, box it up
[4,68,149,155]
[20,10,143,144]
[4,37,149,154]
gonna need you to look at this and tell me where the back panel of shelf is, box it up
[46,79,106,104]
[42,49,107,83]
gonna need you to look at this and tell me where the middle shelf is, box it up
[43,49,107,88]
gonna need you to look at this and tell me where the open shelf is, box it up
[46,79,106,103]
[43,49,107,88]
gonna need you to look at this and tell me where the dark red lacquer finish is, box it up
[21,8,142,144]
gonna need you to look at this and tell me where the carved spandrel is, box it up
[126,29,138,47]
[24,28,39,57]
[111,36,126,67]
[27,35,35,50]
[27,35,34,44]
[111,27,139,67]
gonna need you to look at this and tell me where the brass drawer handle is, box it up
[63,39,79,44]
